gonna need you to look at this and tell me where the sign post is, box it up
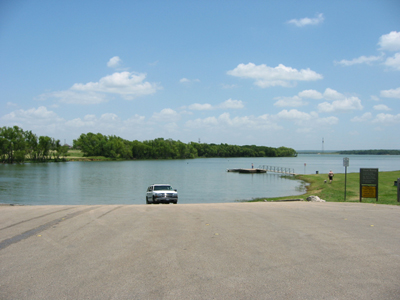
[343,157,349,201]
[397,178,400,203]
[360,168,379,202]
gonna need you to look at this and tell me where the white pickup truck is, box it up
[146,184,178,204]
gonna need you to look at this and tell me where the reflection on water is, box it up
[0,154,399,205]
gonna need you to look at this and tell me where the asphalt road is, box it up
[0,202,399,299]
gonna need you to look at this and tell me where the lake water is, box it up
[1,154,399,205]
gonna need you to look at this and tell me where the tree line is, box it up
[73,132,297,159]
[0,126,297,163]
[0,126,69,163]
[338,150,400,155]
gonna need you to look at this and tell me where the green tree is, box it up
[24,130,39,161]
[0,126,26,163]
[73,133,107,156]
[38,136,53,161]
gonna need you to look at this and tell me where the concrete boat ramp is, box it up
[0,202,399,299]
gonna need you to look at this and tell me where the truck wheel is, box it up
[146,197,149,204]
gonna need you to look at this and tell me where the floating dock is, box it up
[228,166,296,175]
[227,168,267,173]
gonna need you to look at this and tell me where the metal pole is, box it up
[344,166,347,201]
[397,178,400,203]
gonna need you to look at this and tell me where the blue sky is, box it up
[1,0,399,150]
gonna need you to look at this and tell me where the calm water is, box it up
[1,154,399,205]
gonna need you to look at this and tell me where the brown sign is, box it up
[362,186,376,198]
[360,168,379,202]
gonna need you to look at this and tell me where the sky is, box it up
[1,0,400,150]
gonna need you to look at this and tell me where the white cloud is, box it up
[373,113,400,124]
[219,99,244,109]
[316,116,339,126]
[188,99,244,110]
[276,109,338,128]
[7,102,18,107]
[188,103,213,110]
[151,108,180,122]
[221,84,237,89]
[318,96,363,113]
[218,112,233,125]
[370,95,380,101]
[36,58,159,104]
[349,131,359,136]
[351,112,372,122]
[2,106,64,125]
[2,107,65,136]
[65,115,97,128]
[380,87,400,98]
[107,56,122,68]
[185,117,218,128]
[71,72,159,100]
[287,13,324,27]
[124,114,146,126]
[100,113,120,123]
[323,88,345,100]
[162,122,179,133]
[298,89,323,99]
[39,70,160,104]
[334,31,400,69]
[334,54,383,66]
[180,78,200,83]
[384,53,400,70]
[274,88,358,112]
[373,104,391,111]
[378,31,400,51]
[272,88,349,108]
[38,90,108,104]
[277,109,315,122]
[185,113,281,131]
[227,63,322,88]
[296,127,312,134]
[274,96,307,107]
[65,113,146,131]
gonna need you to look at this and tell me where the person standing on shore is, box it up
[328,170,334,183]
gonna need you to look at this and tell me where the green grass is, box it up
[250,171,400,206]
[65,150,114,161]
[65,150,129,161]
[65,150,85,157]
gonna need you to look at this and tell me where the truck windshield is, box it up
[154,186,172,190]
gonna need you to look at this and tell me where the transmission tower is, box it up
[322,138,324,154]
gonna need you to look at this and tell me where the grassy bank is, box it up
[65,150,119,161]
[250,170,400,205]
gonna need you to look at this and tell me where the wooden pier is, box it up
[227,168,267,174]
[258,165,296,175]
[227,165,296,175]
